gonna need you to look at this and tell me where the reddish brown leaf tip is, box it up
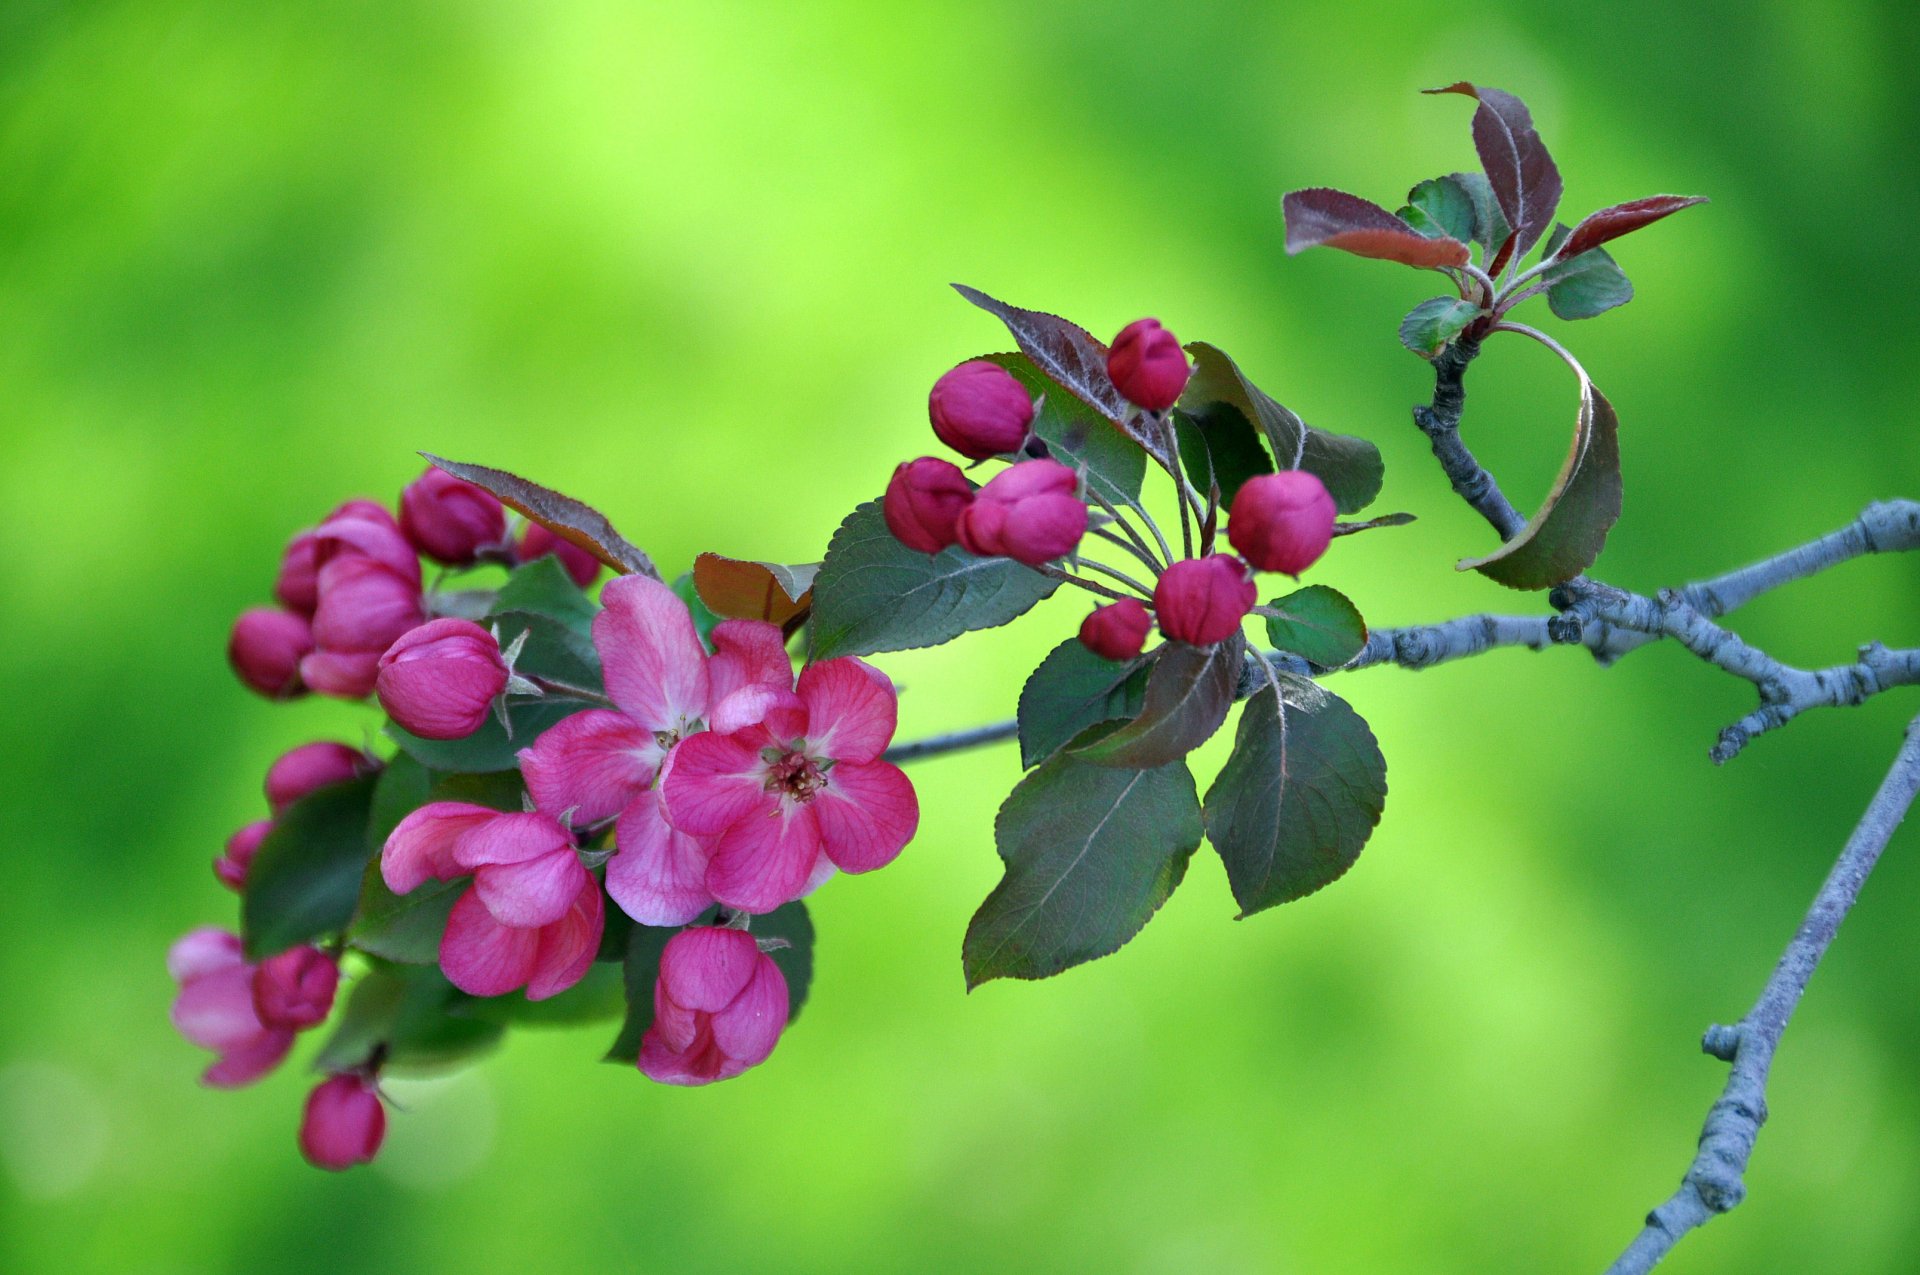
[1282,188,1470,269]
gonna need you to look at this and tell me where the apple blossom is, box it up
[1107,318,1191,411]
[955,458,1087,566]
[376,618,510,740]
[299,1074,385,1171]
[1228,470,1337,576]
[1079,597,1153,661]
[883,457,973,554]
[1154,554,1257,645]
[167,928,293,1088]
[228,607,314,699]
[638,926,789,1085]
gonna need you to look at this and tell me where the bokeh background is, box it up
[4,1,1919,1271]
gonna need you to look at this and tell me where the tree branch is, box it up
[1602,714,1920,1275]
[1409,339,1526,541]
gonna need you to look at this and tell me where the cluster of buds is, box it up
[883,318,1340,661]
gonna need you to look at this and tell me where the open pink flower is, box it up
[660,657,918,914]
[380,805,603,1000]
[516,575,791,926]
[638,926,789,1085]
[167,928,294,1088]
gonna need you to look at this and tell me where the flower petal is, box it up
[594,575,710,732]
[171,965,267,1052]
[659,732,773,836]
[649,982,701,1053]
[518,710,661,826]
[797,658,898,763]
[708,620,792,704]
[450,810,573,869]
[606,791,715,926]
[812,760,918,873]
[473,849,590,928]
[439,888,540,997]
[710,685,804,736]
[638,1017,738,1085]
[527,884,604,1001]
[710,956,789,1066]
[382,802,497,894]
[705,802,822,914]
[167,928,243,984]
[203,1030,294,1089]
[659,926,761,1012]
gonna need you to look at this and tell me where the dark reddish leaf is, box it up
[1073,636,1244,768]
[1552,195,1708,262]
[950,285,1167,464]
[1458,377,1622,589]
[1424,84,1562,261]
[1282,188,1470,269]
[423,454,659,580]
[692,554,817,635]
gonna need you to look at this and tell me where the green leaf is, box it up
[1402,175,1478,243]
[808,500,1057,660]
[453,963,626,1027]
[489,555,599,636]
[963,754,1203,986]
[387,697,594,773]
[1398,296,1483,358]
[1540,224,1634,320]
[1016,639,1150,769]
[982,352,1145,505]
[351,769,525,964]
[1449,169,1512,260]
[489,610,602,690]
[603,902,813,1063]
[1264,585,1368,667]
[312,963,503,1078]
[1180,343,1382,514]
[1072,636,1243,769]
[242,774,379,960]
[1174,402,1273,506]
[1204,677,1387,918]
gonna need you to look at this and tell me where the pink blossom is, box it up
[1227,470,1337,576]
[518,522,603,588]
[517,576,790,926]
[310,502,421,590]
[265,742,372,813]
[1107,318,1191,411]
[274,530,322,616]
[399,467,508,566]
[1154,554,1256,646]
[638,927,789,1085]
[376,619,510,740]
[1079,597,1153,661]
[252,945,339,1031]
[955,459,1087,566]
[228,607,313,699]
[214,819,273,892]
[380,805,603,1000]
[167,928,293,1088]
[660,657,918,915]
[883,457,973,554]
[929,359,1035,459]
[300,555,425,698]
[299,1074,385,1171]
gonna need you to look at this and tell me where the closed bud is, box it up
[955,459,1087,566]
[928,360,1035,459]
[1227,470,1337,576]
[638,927,789,1086]
[1154,554,1256,646]
[301,557,424,698]
[265,742,371,813]
[1079,597,1153,661]
[517,522,603,588]
[215,819,273,892]
[298,1074,385,1171]
[376,619,510,740]
[399,467,508,566]
[882,457,973,554]
[1107,318,1191,411]
[311,503,421,590]
[228,608,314,699]
[251,946,339,1031]
[274,531,321,616]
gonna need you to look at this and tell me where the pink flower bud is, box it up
[1079,597,1153,661]
[311,503,421,590]
[955,459,1087,566]
[251,945,339,1031]
[1228,470,1337,576]
[928,360,1035,460]
[215,819,273,892]
[376,619,510,740]
[1107,318,1191,411]
[882,457,973,554]
[517,523,603,588]
[399,468,508,566]
[638,926,789,1085]
[167,927,293,1088]
[265,742,370,813]
[301,557,424,698]
[274,531,321,616]
[1154,554,1256,646]
[299,1074,385,1171]
[228,607,314,699]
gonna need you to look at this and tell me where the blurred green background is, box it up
[4,1,1919,1271]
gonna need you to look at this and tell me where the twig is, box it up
[883,719,1020,763]
[1409,339,1526,541]
[1072,555,1156,598]
[1602,715,1920,1274]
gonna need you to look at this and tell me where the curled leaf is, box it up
[692,554,817,635]
[1399,296,1484,358]
[1553,195,1707,261]
[1282,187,1470,269]
[423,454,659,580]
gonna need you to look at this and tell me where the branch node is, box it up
[1700,1024,1740,1061]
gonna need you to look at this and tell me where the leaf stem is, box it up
[1032,562,1137,604]
[1491,319,1588,382]
[883,719,1020,763]
[1072,555,1157,598]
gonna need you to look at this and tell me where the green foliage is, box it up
[1072,637,1243,769]
[388,697,595,773]
[313,962,503,1077]
[985,352,1146,505]
[1399,296,1483,357]
[1016,638,1150,768]
[491,555,600,636]
[1264,585,1368,667]
[242,774,379,960]
[1174,402,1273,506]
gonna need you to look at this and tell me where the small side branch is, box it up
[883,719,1021,764]
[1410,339,1527,541]
[1603,715,1920,1275]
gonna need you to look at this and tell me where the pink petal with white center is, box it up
[606,791,714,926]
[167,928,243,984]
[203,1030,295,1089]
[709,684,803,735]
[802,851,837,896]
[708,620,792,704]
[659,927,760,1012]
[709,956,789,1066]
[440,888,540,997]
[812,759,918,873]
[518,710,661,825]
[797,658,898,763]
[450,810,573,869]
[705,802,823,914]
[472,849,590,928]
[171,965,268,1052]
[659,732,773,836]
[381,802,497,894]
[594,575,710,732]
[526,884,604,1001]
